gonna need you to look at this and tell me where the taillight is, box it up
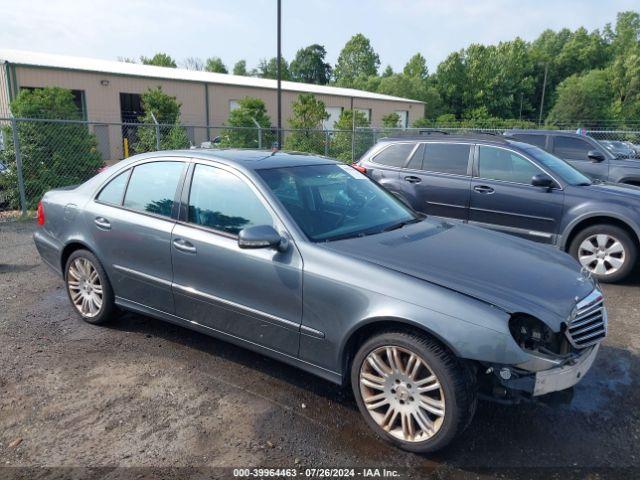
[352,164,367,174]
[37,201,45,226]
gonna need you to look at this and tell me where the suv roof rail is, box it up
[378,131,510,144]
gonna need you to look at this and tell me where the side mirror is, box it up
[238,225,288,252]
[587,150,605,162]
[531,173,556,189]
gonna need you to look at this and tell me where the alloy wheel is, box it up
[67,257,103,317]
[578,234,626,276]
[359,345,445,443]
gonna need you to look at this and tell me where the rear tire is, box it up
[64,249,116,324]
[569,224,637,283]
[350,331,476,453]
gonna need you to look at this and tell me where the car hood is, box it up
[579,181,640,198]
[323,220,595,329]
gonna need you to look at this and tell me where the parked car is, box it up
[621,140,640,158]
[600,140,638,159]
[504,130,640,184]
[34,149,605,453]
[357,134,640,282]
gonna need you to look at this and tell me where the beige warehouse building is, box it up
[0,50,424,161]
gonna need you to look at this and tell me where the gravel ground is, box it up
[1,221,639,478]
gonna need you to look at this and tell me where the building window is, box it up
[21,87,86,119]
[394,110,409,129]
[120,93,143,123]
[229,100,240,112]
[323,106,343,130]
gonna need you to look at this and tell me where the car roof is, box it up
[377,133,513,147]
[133,148,337,170]
[504,129,593,138]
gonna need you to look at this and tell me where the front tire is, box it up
[569,224,637,283]
[351,331,476,453]
[64,249,116,324]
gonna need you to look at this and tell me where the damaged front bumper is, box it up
[481,343,600,402]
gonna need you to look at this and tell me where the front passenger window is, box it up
[188,164,272,235]
[478,147,543,184]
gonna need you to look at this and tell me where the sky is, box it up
[1,0,638,73]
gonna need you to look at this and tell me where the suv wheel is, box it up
[65,249,116,324]
[351,331,476,453]
[569,224,637,283]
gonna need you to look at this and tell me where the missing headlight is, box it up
[509,314,569,356]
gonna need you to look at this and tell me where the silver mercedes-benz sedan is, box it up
[33,149,606,453]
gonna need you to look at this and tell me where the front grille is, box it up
[566,289,607,349]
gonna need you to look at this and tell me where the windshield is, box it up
[520,145,593,185]
[258,164,419,242]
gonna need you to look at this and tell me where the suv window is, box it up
[422,143,470,175]
[553,136,592,160]
[510,134,547,149]
[123,161,184,217]
[97,169,130,205]
[478,146,543,184]
[373,143,415,167]
[188,164,272,235]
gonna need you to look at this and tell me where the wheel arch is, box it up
[339,316,461,386]
[60,240,97,274]
[561,214,640,252]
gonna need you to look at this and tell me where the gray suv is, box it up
[34,149,605,453]
[357,134,640,282]
[505,130,640,184]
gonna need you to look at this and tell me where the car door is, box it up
[551,135,610,180]
[402,142,472,221]
[362,142,418,198]
[469,145,564,244]
[89,159,187,313]
[170,162,302,356]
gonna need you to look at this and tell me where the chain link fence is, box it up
[2,116,640,217]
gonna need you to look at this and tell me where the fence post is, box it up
[11,117,28,214]
[151,112,161,150]
[324,130,329,156]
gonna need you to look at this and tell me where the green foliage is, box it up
[381,65,394,78]
[331,109,371,163]
[333,34,380,87]
[233,60,248,76]
[205,57,228,73]
[134,87,190,153]
[381,112,400,128]
[256,57,291,80]
[0,88,102,209]
[220,97,273,148]
[290,44,332,85]
[546,70,614,127]
[403,53,428,80]
[140,53,177,68]
[285,94,329,154]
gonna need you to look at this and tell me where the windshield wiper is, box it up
[382,217,422,232]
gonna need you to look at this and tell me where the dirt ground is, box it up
[1,221,639,478]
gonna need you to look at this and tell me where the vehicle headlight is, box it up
[509,314,566,356]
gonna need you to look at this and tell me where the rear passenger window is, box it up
[406,144,424,169]
[123,161,184,217]
[511,134,547,149]
[97,169,129,205]
[373,143,415,167]
[422,144,470,175]
[553,137,592,160]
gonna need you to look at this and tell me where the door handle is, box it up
[94,217,111,230]
[404,175,422,184]
[173,238,197,254]
[473,185,495,194]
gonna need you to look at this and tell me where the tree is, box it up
[290,44,332,85]
[333,34,380,87]
[546,70,613,127]
[331,109,371,162]
[403,53,428,80]
[134,87,190,153]
[256,57,291,80]
[183,57,204,71]
[285,94,329,154]
[220,97,273,148]
[205,57,228,73]
[381,65,394,78]
[0,88,102,209]
[233,60,248,76]
[140,53,177,68]
[381,112,400,128]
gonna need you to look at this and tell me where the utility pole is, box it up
[276,0,282,149]
[538,62,549,126]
